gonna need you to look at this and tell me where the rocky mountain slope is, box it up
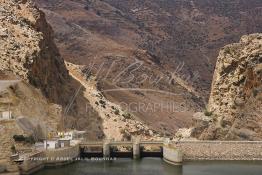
[193,33,262,140]
[67,62,162,141]
[0,0,100,163]
[0,1,165,165]
[0,0,103,135]
[34,0,262,133]
[35,0,262,89]
[0,0,70,104]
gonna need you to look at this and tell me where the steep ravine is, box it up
[66,62,162,141]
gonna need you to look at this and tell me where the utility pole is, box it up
[62,114,65,133]
[8,57,11,71]
[45,124,47,150]
[8,102,10,119]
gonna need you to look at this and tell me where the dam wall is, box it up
[17,140,262,173]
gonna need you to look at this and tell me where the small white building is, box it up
[44,140,58,150]
[58,138,71,148]
[0,111,12,120]
[43,138,72,150]
[35,142,45,150]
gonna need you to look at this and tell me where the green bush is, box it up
[122,113,131,119]
[114,109,120,115]
[204,109,213,116]
[99,100,106,105]
[122,132,131,141]
[120,129,125,134]
[11,145,16,154]
[13,135,35,144]
[224,47,231,54]
[253,88,259,97]
[25,135,35,144]
[13,135,25,142]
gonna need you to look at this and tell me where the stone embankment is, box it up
[18,145,79,175]
[175,141,262,160]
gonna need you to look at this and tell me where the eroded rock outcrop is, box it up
[0,0,104,138]
[0,0,70,104]
[194,34,262,140]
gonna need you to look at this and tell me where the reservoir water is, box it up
[33,158,262,175]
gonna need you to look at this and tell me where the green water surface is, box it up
[33,158,262,175]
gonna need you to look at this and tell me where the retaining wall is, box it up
[19,151,45,175]
[45,145,79,164]
[19,145,80,174]
[174,141,262,160]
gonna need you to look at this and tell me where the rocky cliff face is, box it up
[0,0,70,104]
[0,0,104,138]
[194,34,262,140]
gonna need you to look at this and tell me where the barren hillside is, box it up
[34,0,262,133]
[35,0,262,95]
